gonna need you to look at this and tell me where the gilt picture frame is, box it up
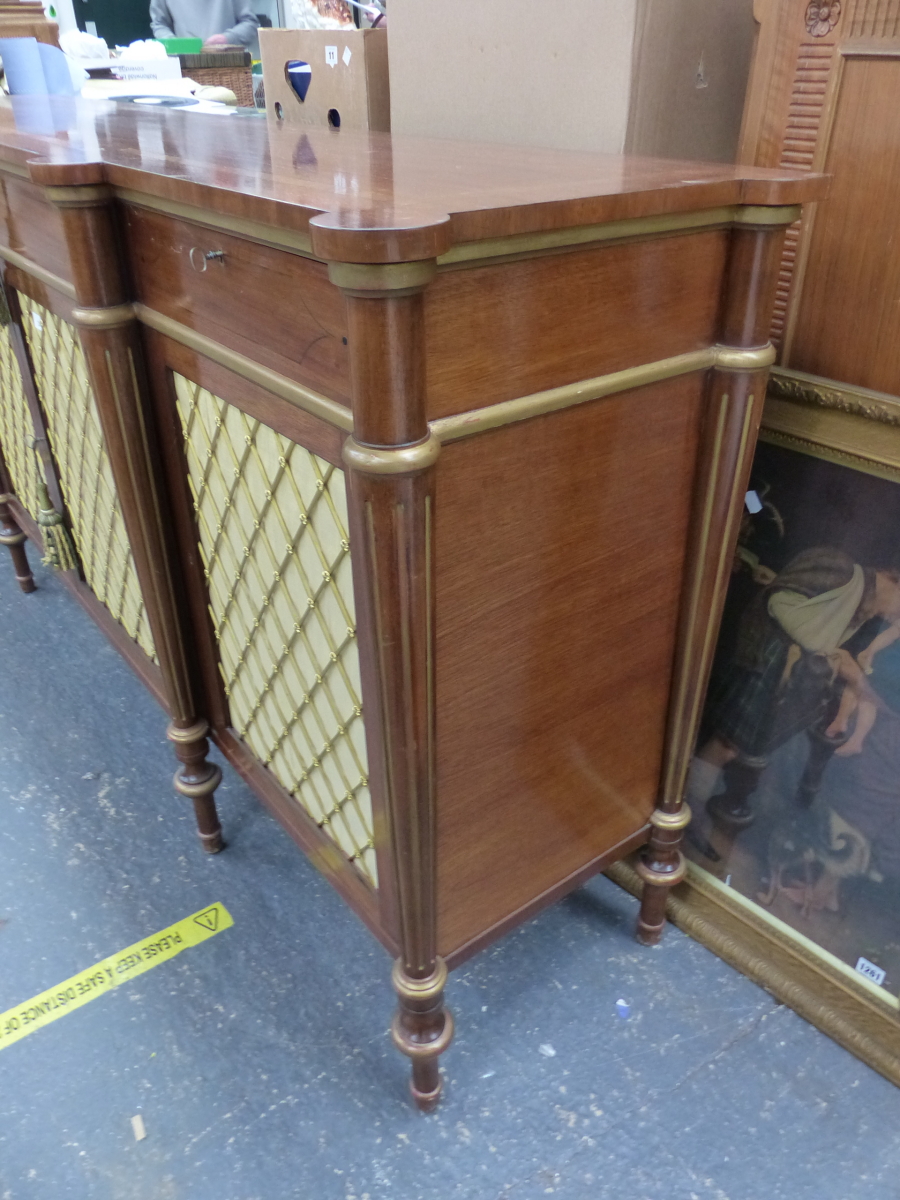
[610,367,900,1087]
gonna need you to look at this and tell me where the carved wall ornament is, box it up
[805,1,841,37]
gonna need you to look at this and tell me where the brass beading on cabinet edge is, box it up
[342,433,441,475]
[44,184,114,208]
[635,854,688,889]
[166,718,212,746]
[115,188,317,259]
[439,205,802,268]
[71,303,136,329]
[650,804,693,831]
[172,764,223,799]
[432,343,775,444]
[0,243,77,300]
[391,956,449,1003]
[731,204,802,227]
[108,192,798,269]
[715,343,776,372]
[133,303,354,434]
[327,259,438,295]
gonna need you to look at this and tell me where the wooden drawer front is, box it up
[0,321,41,518]
[0,174,71,285]
[19,295,156,661]
[173,372,377,887]
[124,205,351,405]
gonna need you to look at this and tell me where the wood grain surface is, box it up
[123,204,351,403]
[425,231,729,418]
[432,373,704,955]
[0,97,822,265]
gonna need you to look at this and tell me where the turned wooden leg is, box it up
[167,718,224,853]
[0,494,35,593]
[391,958,455,1112]
[636,805,691,945]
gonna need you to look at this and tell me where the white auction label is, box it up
[325,45,338,67]
[855,956,886,986]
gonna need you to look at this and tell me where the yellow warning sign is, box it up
[0,902,233,1052]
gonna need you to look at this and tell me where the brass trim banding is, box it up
[0,162,32,181]
[650,804,693,831]
[111,192,798,268]
[167,718,211,746]
[133,304,354,433]
[636,854,688,889]
[134,305,772,444]
[71,303,136,329]
[171,764,223,799]
[342,433,441,475]
[731,205,802,227]
[716,343,776,372]
[44,185,113,208]
[391,957,448,1004]
[439,205,802,268]
[327,260,437,295]
[0,243,77,300]
[432,343,774,444]
[116,189,317,259]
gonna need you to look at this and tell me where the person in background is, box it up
[149,0,260,48]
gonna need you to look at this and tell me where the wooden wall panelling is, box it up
[738,0,843,353]
[41,180,225,854]
[787,51,900,391]
[740,0,900,376]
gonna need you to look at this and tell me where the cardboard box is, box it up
[259,28,389,132]
[387,0,755,164]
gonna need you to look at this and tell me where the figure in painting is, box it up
[687,547,900,827]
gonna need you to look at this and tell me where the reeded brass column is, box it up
[330,258,452,1111]
[43,180,223,853]
[636,206,799,945]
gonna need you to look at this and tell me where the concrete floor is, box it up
[1,554,899,1200]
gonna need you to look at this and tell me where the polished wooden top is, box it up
[0,97,825,262]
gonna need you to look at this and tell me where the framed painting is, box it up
[610,368,900,1085]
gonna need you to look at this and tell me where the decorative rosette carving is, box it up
[805,1,841,36]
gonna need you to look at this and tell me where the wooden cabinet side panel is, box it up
[433,373,704,957]
[423,231,729,420]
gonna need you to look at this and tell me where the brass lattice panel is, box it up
[174,374,377,887]
[19,296,156,661]
[0,322,41,518]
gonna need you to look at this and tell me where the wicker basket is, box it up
[178,51,255,108]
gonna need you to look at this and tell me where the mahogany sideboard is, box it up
[0,98,821,1108]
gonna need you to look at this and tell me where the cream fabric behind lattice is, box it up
[0,322,41,518]
[19,296,156,661]
[174,374,377,887]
